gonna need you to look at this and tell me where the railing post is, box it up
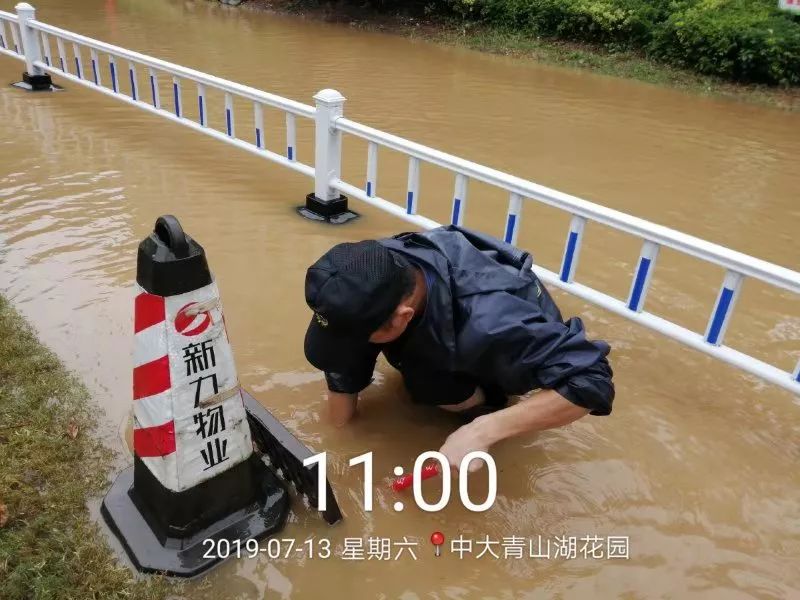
[300,88,356,224]
[314,89,344,201]
[13,2,53,91]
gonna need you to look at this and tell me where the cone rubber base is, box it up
[101,455,289,578]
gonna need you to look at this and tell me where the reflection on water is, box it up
[0,0,799,597]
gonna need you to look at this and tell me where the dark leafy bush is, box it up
[453,0,800,84]
[446,0,673,48]
[650,0,800,85]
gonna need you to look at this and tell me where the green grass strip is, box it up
[0,296,177,600]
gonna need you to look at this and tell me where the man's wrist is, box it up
[471,413,507,447]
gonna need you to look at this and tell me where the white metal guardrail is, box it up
[2,3,799,396]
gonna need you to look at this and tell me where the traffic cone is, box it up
[101,215,290,577]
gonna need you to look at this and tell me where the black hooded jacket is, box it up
[323,226,615,415]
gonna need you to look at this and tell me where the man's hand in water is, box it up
[438,417,495,474]
[439,389,589,472]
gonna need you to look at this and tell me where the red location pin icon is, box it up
[430,531,445,557]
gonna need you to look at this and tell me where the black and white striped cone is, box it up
[101,215,289,577]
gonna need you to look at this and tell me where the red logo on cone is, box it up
[174,302,212,336]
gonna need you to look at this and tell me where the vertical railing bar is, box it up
[172,76,182,118]
[366,141,378,197]
[451,173,468,226]
[197,83,207,127]
[254,102,264,149]
[90,47,100,85]
[55,36,66,72]
[406,156,420,215]
[504,192,524,245]
[286,113,296,161]
[10,21,20,54]
[148,68,159,109]
[40,31,51,66]
[108,55,118,93]
[704,271,744,346]
[224,92,234,137]
[627,240,660,312]
[128,61,138,101]
[72,42,82,79]
[559,215,587,283]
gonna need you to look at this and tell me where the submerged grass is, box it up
[256,1,800,111]
[426,24,800,110]
[0,296,176,600]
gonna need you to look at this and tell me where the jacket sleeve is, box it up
[462,291,615,415]
[324,368,375,395]
[322,346,381,394]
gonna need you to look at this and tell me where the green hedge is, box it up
[331,0,800,85]
[440,0,800,85]
[445,0,672,48]
[651,0,800,85]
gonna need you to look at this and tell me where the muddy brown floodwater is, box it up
[1,0,799,598]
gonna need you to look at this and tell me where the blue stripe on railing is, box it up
[74,57,81,79]
[198,95,204,125]
[14,43,18,53]
[59,56,65,71]
[560,231,579,282]
[129,69,136,100]
[366,181,372,197]
[44,55,49,66]
[627,257,652,311]
[150,75,156,106]
[406,191,414,214]
[0,34,5,49]
[226,108,232,136]
[173,82,180,117]
[255,127,261,148]
[109,62,117,92]
[504,214,517,244]
[287,146,293,160]
[795,369,800,383]
[452,198,462,225]
[706,287,735,345]
[91,59,98,84]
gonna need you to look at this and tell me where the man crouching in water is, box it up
[303,226,614,471]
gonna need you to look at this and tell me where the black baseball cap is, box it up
[304,240,413,372]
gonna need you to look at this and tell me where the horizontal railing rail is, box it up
[2,3,798,396]
[0,10,21,58]
[29,20,315,118]
[334,118,800,295]
[1,6,315,178]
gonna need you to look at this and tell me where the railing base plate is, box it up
[298,193,359,225]
[11,71,61,92]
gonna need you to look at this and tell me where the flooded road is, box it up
[1,0,799,597]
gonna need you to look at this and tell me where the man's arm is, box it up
[327,391,358,427]
[322,368,376,427]
[440,287,614,469]
[462,289,615,415]
[439,389,588,471]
